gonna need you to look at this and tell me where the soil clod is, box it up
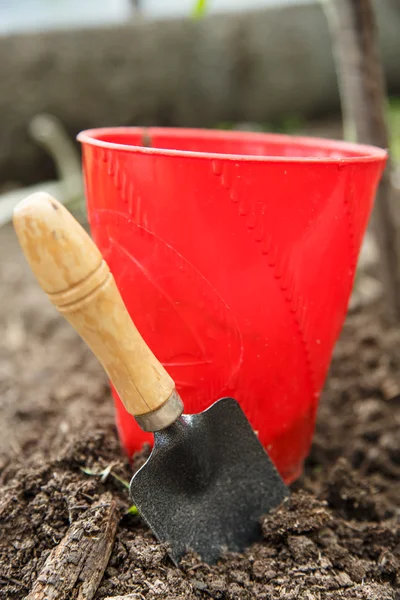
[0,225,399,599]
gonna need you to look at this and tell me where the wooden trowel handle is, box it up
[13,192,183,432]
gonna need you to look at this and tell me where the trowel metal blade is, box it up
[130,397,289,565]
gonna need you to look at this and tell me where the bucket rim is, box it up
[77,126,388,165]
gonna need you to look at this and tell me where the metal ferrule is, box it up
[135,390,184,432]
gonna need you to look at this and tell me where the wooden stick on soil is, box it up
[26,494,119,600]
[323,0,400,321]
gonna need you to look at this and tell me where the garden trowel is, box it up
[13,192,289,565]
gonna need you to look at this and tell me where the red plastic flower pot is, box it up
[78,127,386,484]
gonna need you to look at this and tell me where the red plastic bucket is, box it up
[78,127,386,483]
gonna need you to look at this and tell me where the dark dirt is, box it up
[0,223,399,599]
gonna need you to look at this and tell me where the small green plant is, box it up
[81,464,130,488]
[81,464,138,515]
[127,505,139,516]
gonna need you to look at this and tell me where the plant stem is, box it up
[323,0,400,321]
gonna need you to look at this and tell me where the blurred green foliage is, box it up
[216,115,305,134]
[217,98,400,167]
[192,0,208,19]
[389,97,400,163]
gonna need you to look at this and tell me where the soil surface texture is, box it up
[0,224,399,600]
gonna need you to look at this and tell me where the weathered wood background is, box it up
[1,0,399,185]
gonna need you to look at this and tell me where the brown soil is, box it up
[0,223,399,600]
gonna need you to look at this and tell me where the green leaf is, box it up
[127,505,139,516]
[192,0,208,19]
[110,472,130,490]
